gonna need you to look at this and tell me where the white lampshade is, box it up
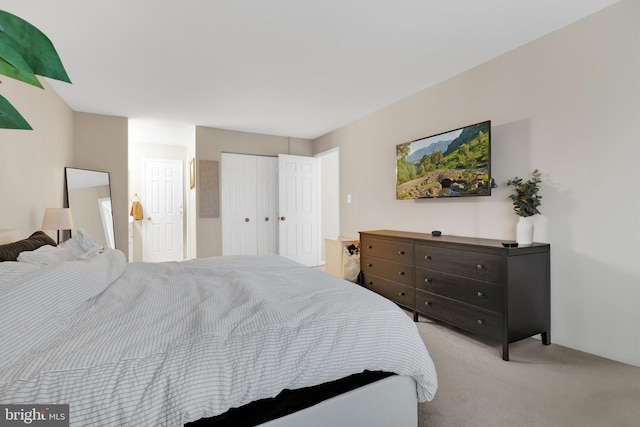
[42,208,74,231]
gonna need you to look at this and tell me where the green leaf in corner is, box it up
[0,93,33,129]
[0,43,42,88]
[0,10,71,85]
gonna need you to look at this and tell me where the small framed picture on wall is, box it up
[189,157,196,189]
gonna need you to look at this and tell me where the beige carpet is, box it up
[414,315,640,427]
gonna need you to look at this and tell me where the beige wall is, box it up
[314,0,640,366]
[73,112,129,258]
[195,126,312,257]
[0,78,73,239]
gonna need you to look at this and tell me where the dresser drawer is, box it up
[361,255,414,286]
[416,268,503,314]
[360,237,413,265]
[416,291,502,340]
[415,244,503,283]
[361,273,415,309]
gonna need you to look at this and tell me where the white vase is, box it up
[516,216,534,245]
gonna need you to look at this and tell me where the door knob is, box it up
[265,217,270,221]
[245,218,250,222]
[146,216,152,221]
[280,216,286,221]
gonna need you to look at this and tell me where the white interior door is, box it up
[143,159,184,262]
[221,153,258,255]
[256,156,278,254]
[278,154,320,266]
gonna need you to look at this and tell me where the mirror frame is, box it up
[65,167,116,249]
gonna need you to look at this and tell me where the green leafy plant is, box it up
[507,169,542,217]
[0,10,71,130]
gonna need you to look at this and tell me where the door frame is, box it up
[315,147,340,265]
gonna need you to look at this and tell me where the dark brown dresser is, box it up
[359,230,550,360]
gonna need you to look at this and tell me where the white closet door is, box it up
[256,156,278,254]
[278,154,320,266]
[221,153,258,255]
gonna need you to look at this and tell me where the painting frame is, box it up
[189,157,196,189]
[395,120,491,199]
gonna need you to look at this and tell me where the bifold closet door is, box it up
[256,156,278,254]
[221,153,258,256]
[221,153,278,256]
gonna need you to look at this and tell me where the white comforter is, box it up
[0,250,437,426]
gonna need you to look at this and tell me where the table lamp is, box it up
[42,208,74,244]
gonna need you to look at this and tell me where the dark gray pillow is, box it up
[0,231,57,262]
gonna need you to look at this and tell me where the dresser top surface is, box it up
[359,229,550,251]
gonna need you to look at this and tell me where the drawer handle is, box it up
[424,301,432,306]
[424,255,432,260]
[367,245,373,249]
[424,278,432,283]
[476,264,484,270]
[477,319,484,325]
[367,281,374,286]
[398,271,405,276]
[398,250,405,255]
[367,263,373,267]
[398,292,405,297]
[477,292,484,298]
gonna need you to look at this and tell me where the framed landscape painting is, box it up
[396,120,491,199]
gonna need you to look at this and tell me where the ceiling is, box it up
[1,0,619,141]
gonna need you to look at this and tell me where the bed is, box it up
[0,229,438,426]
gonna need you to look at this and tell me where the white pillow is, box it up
[17,229,103,266]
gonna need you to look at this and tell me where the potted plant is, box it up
[507,169,542,244]
[0,10,71,130]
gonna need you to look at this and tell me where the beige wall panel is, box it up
[73,112,128,258]
[0,78,73,239]
[313,0,640,366]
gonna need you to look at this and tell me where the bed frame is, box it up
[188,372,418,427]
[261,375,418,427]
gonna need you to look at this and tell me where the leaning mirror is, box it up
[65,167,116,249]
